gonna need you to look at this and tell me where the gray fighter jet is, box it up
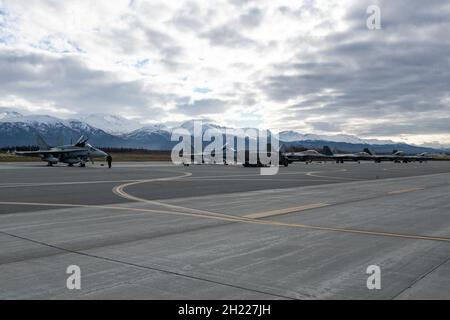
[285,149,331,163]
[322,146,373,163]
[15,135,108,167]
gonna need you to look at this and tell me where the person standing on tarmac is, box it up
[106,154,112,168]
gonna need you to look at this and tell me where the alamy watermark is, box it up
[170,121,280,175]
[367,5,382,30]
[366,265,381,290]
[66,265,81,290]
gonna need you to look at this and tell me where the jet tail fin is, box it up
[75,135,89,147]
[363,148,373,155]
[393,150,404,156]
[36,134,50,150]
[322,146,333,156]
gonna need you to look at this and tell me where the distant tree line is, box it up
[97,147,171,154]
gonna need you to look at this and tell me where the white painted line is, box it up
[0,180,142,188]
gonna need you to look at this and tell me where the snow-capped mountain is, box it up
[0,110,444,153]
[279,131,326,143]
[134,124,171,134]
[0,109,23,120]
[280,131,398,145]
[179,120,228,135]
[278,131,394,145]
[79,114,142,135]
[121,125,174,150]
[3,114,65,126]
[0,112,125,147]
[364,138,398,145]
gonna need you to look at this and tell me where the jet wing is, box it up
[15,149,83,157]
[14,151,43,157]
[333,153,373,161]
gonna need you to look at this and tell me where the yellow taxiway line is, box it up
[2,169,449,244]
[387,187,425,195]
[244,203,329,219]
[1,200,450,243]
[107,171,450,243]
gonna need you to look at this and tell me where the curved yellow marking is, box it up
[107,170,450,243]
[112,170,256,221]
[112,170,192,203]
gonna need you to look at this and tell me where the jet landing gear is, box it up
[47,162,53,167]
[67,163,85,167]
[65,161,86,167]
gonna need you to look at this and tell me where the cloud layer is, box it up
[0,0,449,146]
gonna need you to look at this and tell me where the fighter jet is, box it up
[364,149,433,163]
[322,146,373,163]
[397,152,438,163]
[14,135,108,167]
[242,149,290,167]
[181,143,237,165]
[285,149,331,163]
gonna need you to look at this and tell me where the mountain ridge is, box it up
[0,111,446,154]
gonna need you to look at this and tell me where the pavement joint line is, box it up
[391,255,450,299]
[0,230,297,300]
[0,179,145,188]
[244,203,330,219]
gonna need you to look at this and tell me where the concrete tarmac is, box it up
[0,161,449,299]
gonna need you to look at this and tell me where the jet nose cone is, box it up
[92,148,107,158]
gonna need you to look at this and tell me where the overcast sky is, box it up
[0,0,449,146]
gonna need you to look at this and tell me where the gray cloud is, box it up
[307,121,343,132]
[201,25,257,47]
[1,0,449,143]
[353,117,450,136]
[98,14,185,70]
[177,98,228,115]
[228,0,255,7]
[239,7,264,28]
[169,2,215,32]
[277,0,323,19]
[0,50,167,118]
[262,0,450,136]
